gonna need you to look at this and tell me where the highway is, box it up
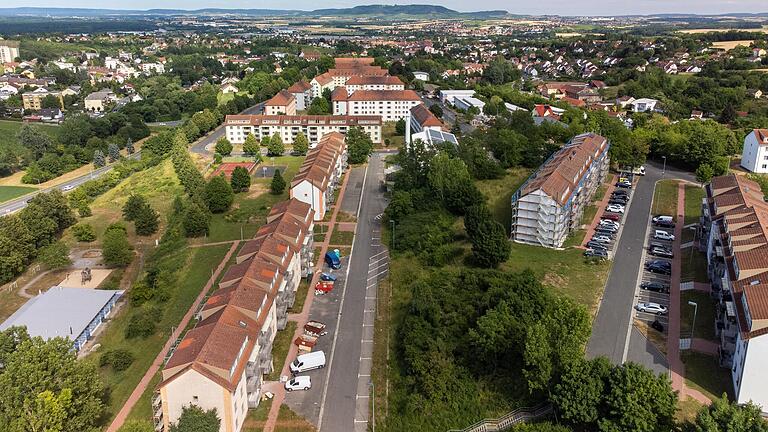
[0,151,141,215]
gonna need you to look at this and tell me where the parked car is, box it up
[584,248,608,258]
[597,223,618,231]
[608,199,628,206]
[647,259,671,268]
[586,241,608,251]
[290,351,326,374]
[602,213,620,221]
[325,251,341,269]
[635,302,668,315]
[616,181,632,188]
[284,375,312,392]
[319,272,337,282]
[652,215,673,225]
[655,220,675,228]
[640,281,669,293]
[651,320,664,332]
[653,230,675,241]
[61,184,74,192]
[650,246,673,258]
[592,236,612,244]
[599,220,619,229]
[646,263,671,275]
[606,204,625,214]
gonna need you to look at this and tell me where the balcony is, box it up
[246,360,259,377]
[246,374,263,393]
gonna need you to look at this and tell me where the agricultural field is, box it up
[711,40,755,50]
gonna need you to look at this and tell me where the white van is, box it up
[652,215,673,224]
[290,351,326,374]
[654,230,675,241]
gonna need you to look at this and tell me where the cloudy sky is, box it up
[3,0,767,16]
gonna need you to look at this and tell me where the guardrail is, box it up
[447,403,553,432]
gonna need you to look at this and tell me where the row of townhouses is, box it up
[155,134,348,432]
[224,114,382,145]
[510,133,611,248]
[701,173,768,411]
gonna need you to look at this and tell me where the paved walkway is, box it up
[106,241,240,432]
[16,269,52,299]
[261,166,353,432]
[581,175,617,248]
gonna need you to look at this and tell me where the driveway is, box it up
[190,102,264,155]
[587,160,694,372]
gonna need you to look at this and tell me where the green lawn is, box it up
[381,121,404,148]
[266,321,297,381]
[330,226,354,245]
[0,119,57,147]
[652,180,679,220]
[96,244,231,424]
[682,352,733,401]
[0,185,36,202]
[684,185,705,226]
[289,279,310,313]
[580,204,598,226]
[243,398,273,432]
[681,290,717,341]
[681,248,709,283]
[476,168,531,234]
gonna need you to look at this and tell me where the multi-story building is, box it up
[332,88,422,121]
[309,58,388,99]
[344,75,404,92]
[22,87,63,110]
[510,133,610,248]
[0,40,20,63]
[155,199,314,432]
[290,133,348,221]
[409,103,444,133]
[740,129,768,174]
[264,90,296,116]
[84,90,118,112]
[287,81,312,111]
[224,114,381,146]
[701,174,768,410]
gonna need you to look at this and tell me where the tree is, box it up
[171,130,205,196]
[99,349,134,372]
[267,133,284,156]
[102,224,133,267]
[469,218,511,268]
[268,167,288,195]
[215,137,233,156]
[347,126,374,164]
[0,328,105,432]
[230,166,251,192]
[134,203,159,236]
[260,134,271,149]
[718,104,737,125]
[688,394,768,432]
[242,134,259,156]
[169,405,220,432]
[72,224,96,242]
[122,194,146,221]
[293,132,309,155]
[429,104,443,118]
[696,163,715,184]
[119,421,155,432]
[552,357,612,425]
[182,201,211,237]
[58,114,92,147]
[93,149,106,168]
[203,175,234,213]
[307,96,330,115]
[395,118,406,135]
[108,143,120,163]
[126,138,134,155]
[17,124,54,159]
[37,241,71,270]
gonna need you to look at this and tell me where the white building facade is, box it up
[740,129,768,174]
[224,114,382,146]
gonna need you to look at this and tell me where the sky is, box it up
[2,0,767,16]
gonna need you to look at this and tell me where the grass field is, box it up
[712,40,754,50]
[108,244,231,424]
[684,185,705,226]
[681,248,709,284]
[652,180,679,220]
[476,168,531,233]
[681,290,716,341]
[0,185,36,202]
[682,351,733,401]
[266,321,297,381]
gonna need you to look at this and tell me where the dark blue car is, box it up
[325,251,341,269]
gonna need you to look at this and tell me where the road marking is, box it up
[368,263,389,273]
[365,296,376,299]
[358,373,370,377]
[368,256,388,266]
[360,357,372,360]
[317,160,369,431]
[367,270,388,280]
[361,339,373,343]
[356,395,370,399]
[370,250,388,259]
[355,419,369,423]
[362,324,374,327]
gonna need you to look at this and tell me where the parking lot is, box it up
[633,216,677,333]
[583,172,636,260]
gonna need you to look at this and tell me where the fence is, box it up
[447,403,554,432]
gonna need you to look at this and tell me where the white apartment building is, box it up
[702,174,768,412]
[84,90,118,112]
[309,58,388,99]
[740,129,768,174]
[438,89,476,105]
[287,81,312,111]
[264,90,297,116]
[344,75,404,92]
[290,133,348,221]
[0,40,20,63]
[511,133,610,248]
[141,62,165,74]
[332,88,422,122]
[409,103,444,133]
[156,199,314,432]
[224,114,382,146]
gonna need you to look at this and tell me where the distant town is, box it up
[0,5,768,432]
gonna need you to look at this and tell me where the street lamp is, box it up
[662,156,667,176]
[390,219,395,251]
[688,301,698,338]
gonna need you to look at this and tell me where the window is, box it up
[193,395,199,402]
[763,164,767,169]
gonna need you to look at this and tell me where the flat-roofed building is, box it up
[224,114,381,145]
[511,133,610,248]
[22,87,63,110]
[0,40,20,63]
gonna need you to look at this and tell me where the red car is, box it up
[602,213,620,221]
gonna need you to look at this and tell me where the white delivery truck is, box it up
[290,350,326,374]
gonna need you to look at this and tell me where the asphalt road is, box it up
[587,160,695,370]
[190,102,264,155]
[0,151,142,215]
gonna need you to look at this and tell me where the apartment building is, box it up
[332,88,422,122]
[287,81,312,111]
[155,199,314,432]
[409,103,445,133]
[84,90,118,112]
[344,75,405,92]
[22,87,63,110]
[290,133,348,221]
[264,90,297,116]
[511,133,610,248]
[224,114,381,146]
[309,57,388,99]
[0,40,20,63]
[740,129,768,174]
[701,174,768,411]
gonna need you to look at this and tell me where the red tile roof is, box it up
[265,90,295,107]
[410,103,444,129]
[288,80,311,93]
